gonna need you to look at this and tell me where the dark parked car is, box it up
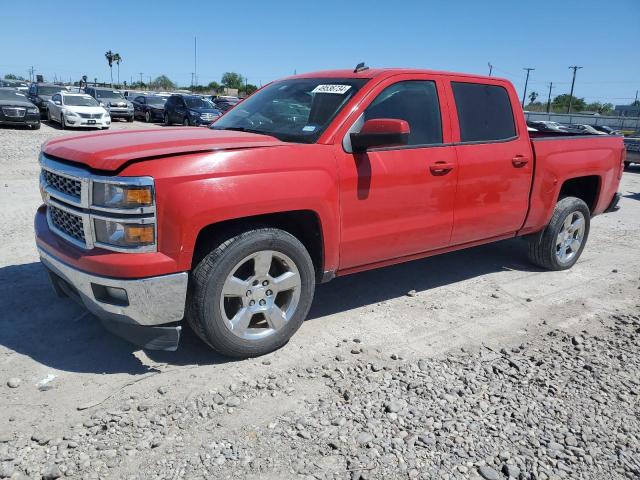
[0,88,40,129]
[164,95,221,126]
[27,83,66,118]
[132,95,167,123]
[212,96,240,113]
[84,87,134,121]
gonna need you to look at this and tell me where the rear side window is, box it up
[364,80,442,146]
[452,82,516,142]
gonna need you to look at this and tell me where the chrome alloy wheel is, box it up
[219,250,301,341]
[555,211,585,264]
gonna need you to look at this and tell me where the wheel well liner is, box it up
[192,210,324,279]
[558,175,600,212]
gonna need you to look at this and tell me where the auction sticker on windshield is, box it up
[311,84,352,94]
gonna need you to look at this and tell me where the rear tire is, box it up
[164,113,170,126]
[183,117,190,126]
[186,228,315,358]
[145,111,151,123]
[527,196,590,270]
[59,113,65,130]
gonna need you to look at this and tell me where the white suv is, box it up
[47,93,111,129]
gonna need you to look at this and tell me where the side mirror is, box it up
[54,100,61,105]
[350,118,410,153]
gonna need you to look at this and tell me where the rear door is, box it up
[335,74,458,269]
[446,79,533,245]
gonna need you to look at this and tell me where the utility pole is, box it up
[567,65,583,113]
[635,90,638,104]
[546,82,553,114]
[28,66,35,82]
[522,68,535,108]
[139,72,144,87]
[488,62,493,76]
[194,36,198,87]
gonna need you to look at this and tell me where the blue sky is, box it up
[2,0,639,105]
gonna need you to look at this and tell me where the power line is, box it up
[522,68,535,108]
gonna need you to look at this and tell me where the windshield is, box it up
[38,86,64,96]
[0,90,27,101]
[63,96,99,107]
[185,97,214,109]
[146,96,167,106]
[212,78,368,143]
[96,90,124,100]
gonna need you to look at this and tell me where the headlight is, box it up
[99,101,106,107]
[65,110,78,117]
[93,218,155,249]
[92,181,154,209]
[27,107,39,114]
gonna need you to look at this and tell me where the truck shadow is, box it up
[0,238,539,375]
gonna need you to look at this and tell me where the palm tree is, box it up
[529,91,539,104]
[105,50,114,86]
[113,53,122,86]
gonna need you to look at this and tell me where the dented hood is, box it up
[42,127,283,171]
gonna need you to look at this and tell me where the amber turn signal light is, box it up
[124,225,155,244]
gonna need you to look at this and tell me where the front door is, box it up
[335,76,458,270]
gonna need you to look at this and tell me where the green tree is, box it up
[242,83,258,95]
[221,72,244,90]
[552,94,586,112]
[105,50,114,85]
[4,73,25,80]
[113,53,122,86]
[585,102,614,115]
[207,81,221,91]
[632,100,640,107]
[150,75,176,91]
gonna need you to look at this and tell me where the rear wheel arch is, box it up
[557,175,601,212]
[191,210,326,282]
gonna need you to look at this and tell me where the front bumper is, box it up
[108,107,133,118]
[39,246,188,350]
[64,115,111,128]
[0,114,40,127]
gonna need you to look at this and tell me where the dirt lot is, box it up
[1,121,639,479]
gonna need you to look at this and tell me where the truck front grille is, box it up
[43,170,81,199]
[49,205,86,244]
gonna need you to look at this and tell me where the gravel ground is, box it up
[1,121,640,479]
[2,313,638,479]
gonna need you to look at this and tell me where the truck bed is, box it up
[520,134,625,235]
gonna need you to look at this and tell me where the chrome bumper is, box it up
[38,247,188,350]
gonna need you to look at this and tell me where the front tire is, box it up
[187,228,316,358]
[164,113,171,126]
[527,196,590,270]
[145,111,151,123]
[59,113,65,130]
[183,117,190,126]
[127,115,134,123]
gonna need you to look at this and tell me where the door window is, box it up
[363,81,442,146]
[451,82,516,142]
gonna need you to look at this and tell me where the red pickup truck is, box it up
[35,67,625,357]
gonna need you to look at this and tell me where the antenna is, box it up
[353,62,369,73]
